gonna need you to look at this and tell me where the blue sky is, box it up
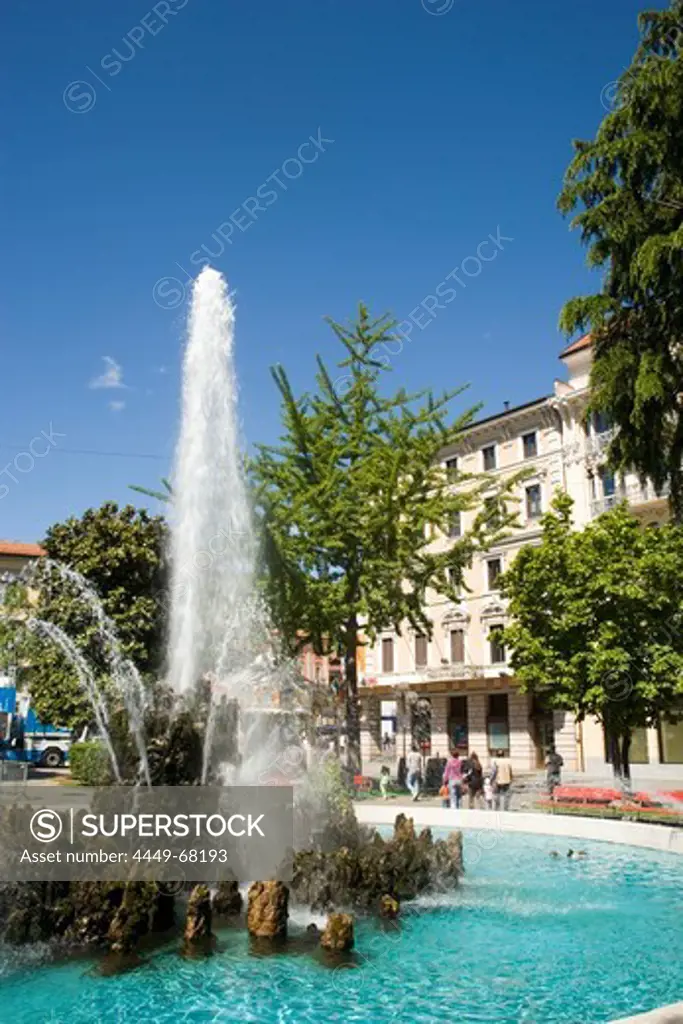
[0,0,659,541]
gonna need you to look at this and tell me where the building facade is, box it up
[359,338,683,779]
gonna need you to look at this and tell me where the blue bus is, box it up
[0,680,72,767]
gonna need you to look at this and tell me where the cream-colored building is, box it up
[359,337,683,780]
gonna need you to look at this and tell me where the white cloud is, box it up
[109,400,126,413]
[89,356,125,390]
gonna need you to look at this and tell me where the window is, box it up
[659,707,683,764]
[593,411,611,435]
[448,511,461,538]
[489,626,506,664]
[599,466,616,498]
[487,692,510,753]
[525,484,542,520]
[381,637,394,673]
[446,566,462,594]
[482,445,496,471]
[448,695,468,752]
[487,557,502,590]
[450,629,464,664]
[380,700,397,752]
[415,634,428,668]
[445,457,458,481]
[522,431,537,459]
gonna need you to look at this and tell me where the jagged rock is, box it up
[107,882,162,953]
[393,813,416,842]
[63,882,128,946]
[320,912,354,952]
[247,881,289,939]
[291,815,461,912]
[212,880,243,916]
[0,881,70,944]
[379,894,400,919]
[184,885,213,943]
[0,878,176,952]
[428,830,463,887]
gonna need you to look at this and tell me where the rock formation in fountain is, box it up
[320,912,354,952]
[291,814,463,913]
[108,882,174,953]
[247,881,289,939]
[0,878,173,951]
[379,894,400,919]
[184,885,214,945]
[212,880,243,917]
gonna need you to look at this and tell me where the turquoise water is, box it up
[1,830,682,1024]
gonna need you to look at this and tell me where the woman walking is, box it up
[442,748,464,809]
[466,751,484,808]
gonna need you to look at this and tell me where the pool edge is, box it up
[355,803,683,855]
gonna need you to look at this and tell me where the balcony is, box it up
[590,481,670,519]
[585,427,616,458]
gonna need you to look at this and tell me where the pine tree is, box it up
[252,306,520,773]
[558,1,683,517]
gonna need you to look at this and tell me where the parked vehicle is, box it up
[0,677,72,767]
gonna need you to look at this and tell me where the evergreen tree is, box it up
[252,306,520,772]
[558,1,683,517]
[501,494,683,781]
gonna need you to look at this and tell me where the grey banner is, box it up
[0,785,294,882]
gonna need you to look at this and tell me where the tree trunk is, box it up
[608,729,622,779]
[343,614,361,776]
[620,730,632,790]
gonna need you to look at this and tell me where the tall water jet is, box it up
[167,267,256,706]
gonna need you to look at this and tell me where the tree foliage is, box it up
[129,478,173,504]
[558,1,683,516]
[252,306,521,771]
[4,502,167,730]
[501,494,683,779]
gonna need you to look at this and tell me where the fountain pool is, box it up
[1,830,681,1023]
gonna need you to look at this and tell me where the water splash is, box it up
[21,560,150,786]
[26,618,121,783]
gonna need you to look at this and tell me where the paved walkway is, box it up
[361,769,683,812]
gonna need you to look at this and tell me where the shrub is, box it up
[69,741,112,786]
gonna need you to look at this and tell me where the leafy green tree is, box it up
[558,1,683,518]
[501,494,683,781]
[5,502,167,729]
[252,306,520,772]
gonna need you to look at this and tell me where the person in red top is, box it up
[442,748,464,809]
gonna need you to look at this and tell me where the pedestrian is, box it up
[545,746,564,798]
[483,771,494,810]
[494,748,513,810]
[379,764,391,800]
[406,744,423,802]
[466,751,484,808]
[442,747,464,809]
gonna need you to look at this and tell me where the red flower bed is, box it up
[552,785,659,807]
